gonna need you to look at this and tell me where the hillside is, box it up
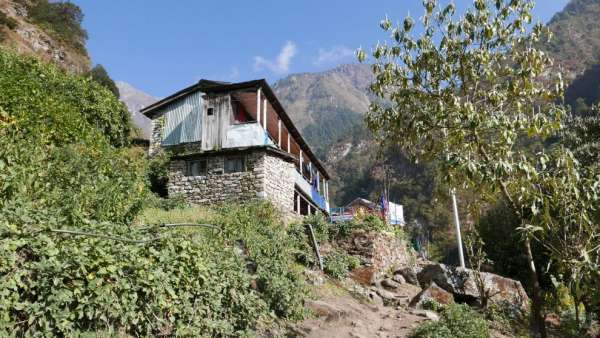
[273,64,372,156]
[273,0,600,214]
[545,0,600,79]
[0,0,90,73]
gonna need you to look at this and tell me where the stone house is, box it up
[142,79,330,217]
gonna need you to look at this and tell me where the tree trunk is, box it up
[524,235,547,338]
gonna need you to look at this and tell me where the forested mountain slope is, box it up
[275,0,600,218]
[545,0,600,79]
[0,0,90,73]
[273,64,372,156]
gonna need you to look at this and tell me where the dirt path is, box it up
[291,282,429,338]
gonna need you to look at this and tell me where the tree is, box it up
[360,0,599,336]
[563,105,600,167]
[89,64,120,98]
[27,0,88,52]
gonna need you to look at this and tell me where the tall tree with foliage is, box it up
[89,64,120,98]
[360,0,600,336]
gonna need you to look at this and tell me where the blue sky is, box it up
[75,0,570,98]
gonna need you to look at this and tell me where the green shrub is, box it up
[411,304,490,338]
[0,202,307,336]
[288,222,317,266]
[324,250,361,279]
[0,11,18,30]
[88,64,119,98]
[147,150,170,197]
[0,49,130,147]
[214,203,309,319]
[142,193,188,212]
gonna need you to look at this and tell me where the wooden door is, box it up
[202,95,231,151]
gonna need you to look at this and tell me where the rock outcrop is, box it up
[409,282,455,309]
[417,263,529,315]
[0,1,90,73]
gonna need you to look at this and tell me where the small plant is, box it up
[421,299,444,313]
[411,304,490,338]
[324,250,360,279]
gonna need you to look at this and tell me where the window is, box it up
[186,159,207,176]
[224,156,246,173]
[206,107,214,116]
[232,101,251,124]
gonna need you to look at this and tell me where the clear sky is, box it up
[74,0,570,98]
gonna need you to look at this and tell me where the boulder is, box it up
[381,278,402,290]
[409,282,454,309]
[395,267,419,286]
[392,274,406,284]
[417,263,529,314]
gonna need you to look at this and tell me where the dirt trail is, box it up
[291,282,429,338]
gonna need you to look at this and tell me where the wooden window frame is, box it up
[224,156,247,174]
[185,159,208,177]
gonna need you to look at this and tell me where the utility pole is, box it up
[451,188,466,269]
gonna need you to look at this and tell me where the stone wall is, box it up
[168,149,296,217]
[149,115,164,157]
[337,230,416,285]
[263,154,296,215]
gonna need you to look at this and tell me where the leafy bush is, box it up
[214,203,309,319]
[147,150,170,197]
[142,193,188,212]
[88,64,119,98]
[0,49,130,147]
[0,202,308,336]
[411,304,490,338]
[323,250,361,280]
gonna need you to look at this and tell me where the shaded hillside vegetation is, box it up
[545,0,600,79]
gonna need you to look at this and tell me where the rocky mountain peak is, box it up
[116,81,157,139]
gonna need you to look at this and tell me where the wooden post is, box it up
[325,181,329,202]
[262,99,267,130]
[316,171,320,192]
[309,162,313,182]
[299,150,303,174]
[296,193,300,215]
[256,88,261,124]
[287,133,291,153]
[278,118,282,148]
[307,224,324,271]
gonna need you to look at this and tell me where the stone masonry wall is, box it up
[169,151,264,204]
[263,154,296,216]
[338,231,416,285]
[168,149,296,216]
[149,115,164,157]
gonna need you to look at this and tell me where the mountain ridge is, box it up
[116,81,156,139]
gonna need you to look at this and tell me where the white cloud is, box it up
[254,41,297,74]
[313,45,355,66]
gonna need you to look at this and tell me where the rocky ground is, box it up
[296,281,426,338]
[286,231,530,338]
